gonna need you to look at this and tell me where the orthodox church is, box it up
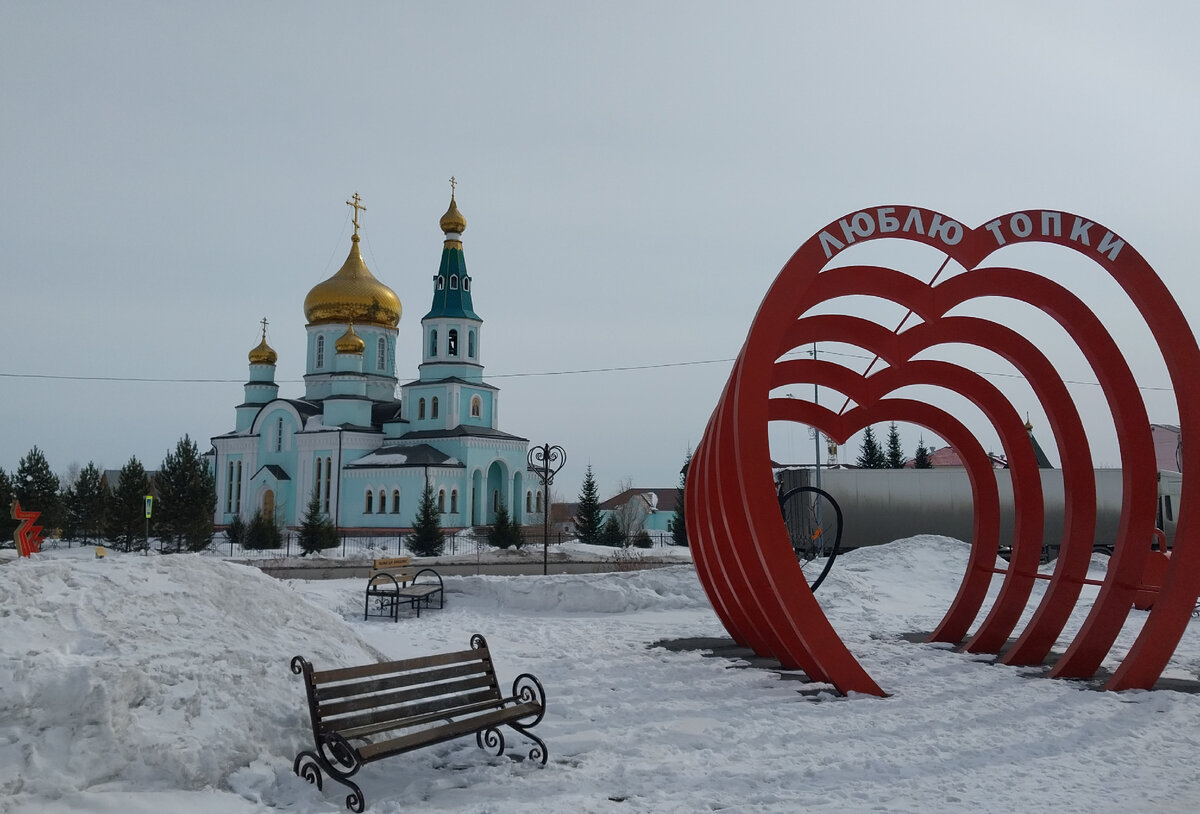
[209,190,534,531]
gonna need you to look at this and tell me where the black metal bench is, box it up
[363,556,445,620]
[290,634,548,811]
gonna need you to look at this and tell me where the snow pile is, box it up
[0,554,383,800]
[450,566,711,614]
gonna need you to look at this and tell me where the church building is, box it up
[210,190,534,532]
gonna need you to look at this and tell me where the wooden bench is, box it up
[363,556,445,620]
[290,634,548,811]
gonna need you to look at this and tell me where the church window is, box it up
[448,329,458,357]
[451,489,458,513]
[323,457,331,513]
[463,277,470,291]
[432,397,439,419]
[468,330,476,358]
[391,489,400,513]
[314,459,323,507]
[438,489,446,513]
[316,335,325,368]
[376,337,386,371]
[226,461,234,512]
[365,490,373,514]
[525,491,532,513]
[418,398,426,420]
[437,277,445,290]
[492,490,499,513]
[450,275,458,289]
[275,417,284,452]
[378,489,386,513]
[537,491,544,513]
[470,396,481,418]
[235,461,242,514]
[429,329,438,357]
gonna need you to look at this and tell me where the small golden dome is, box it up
[439,194,466,235]
[303,235,402,328]
[248,336,278,365]
[335,323,365,354]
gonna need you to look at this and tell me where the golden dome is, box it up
[335,323,365,354]
[439,194,466,235]
[248,336,278,365]
[303,235,402,328]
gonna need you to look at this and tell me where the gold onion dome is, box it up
[248,336,277,365]
[440,195,466,235]
[335,323,365,354]
[303,234,402,328]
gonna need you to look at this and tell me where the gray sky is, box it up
[3,2,1198,500]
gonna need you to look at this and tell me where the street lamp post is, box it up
[526,443,566,576]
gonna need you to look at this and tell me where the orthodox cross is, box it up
[260,316,269,340]
[449,176,457,196]
[346,192,367,236]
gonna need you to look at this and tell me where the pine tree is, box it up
[574,465,602,544]
[106,456,150,551]
[600,514,625,547]
[672,451,690,547]
[914,441,933,469]
[65,462,107,543]
[155,434,216,553]
[488,503,523,549]
[408,482,445,557]
[0,467,16,544]
[15,445,64,533]
[855,426,887,469]
[244,509,282,550]
[885,423,906,469]
[298,490,338,555]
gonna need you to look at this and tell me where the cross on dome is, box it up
[346,192,367,236]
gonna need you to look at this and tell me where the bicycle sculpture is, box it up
[686,206,1200,696]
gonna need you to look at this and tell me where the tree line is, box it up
[855,423,934,469]
[0,435,216,552]
[572,455,691,549]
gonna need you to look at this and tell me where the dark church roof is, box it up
[345,444,464,469]
[401,425,528,442]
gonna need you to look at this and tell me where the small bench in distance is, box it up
[364,556,444,620]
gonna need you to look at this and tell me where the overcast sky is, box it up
[3,2,1199,500]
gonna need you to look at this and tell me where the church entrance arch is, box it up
[485,461,506,524]
[471,469,483,525]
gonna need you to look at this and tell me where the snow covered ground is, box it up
[2,537,1199,813]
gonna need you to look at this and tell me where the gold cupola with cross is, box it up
[303,193,402,329]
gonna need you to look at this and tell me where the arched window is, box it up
[235,461,242,513]
[537,492,544,513]
[432,397,439,419]
[463,277,470,291]
[365,490,373,514]
[314,458,323,508]
[391,489,400,513]
[377,337,386,371]
[275,417,284,452]
[323,457,331,513]
[316,335,325,368]
[378,489,386,513]
[525,491,532,513]
[468,330,476,358]
[429,329,438,357]
[437,277,445,289]
[451,489,458,513]
[448,329,458,357]
[438,489,446,513]
[470,396,482,418]
[492,490,499,513]
[418,398,426,420]
[226,461,235,512]
[450,275,458,289]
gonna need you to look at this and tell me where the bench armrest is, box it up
[508,673,547,727]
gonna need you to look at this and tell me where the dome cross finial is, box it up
[346,192,367,237]
[449,176,457,197]
[260,316,269,340]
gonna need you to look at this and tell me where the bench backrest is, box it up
[370,556,413,583]
[293,635,504,745]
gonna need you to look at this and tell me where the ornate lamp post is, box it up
[527,443,566,576]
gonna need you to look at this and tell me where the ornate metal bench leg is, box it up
[507,722,549,765]
[294,738,368,812]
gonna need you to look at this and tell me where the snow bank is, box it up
[448,564,710,614]
[0,554,383,800]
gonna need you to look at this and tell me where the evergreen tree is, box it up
[885,422,906,469]
[600,514,625,547]
[408,482,445,557]
[672,451,690,547]
[15,446,64,533]
[156,434,217,553]
[0,467,16,544]
[106,456,151,552]
[225,513,246,548]
[297,490,338,555]
[244,509,282,550]
[574,465,602,544]
[65,462,107,543]
[855,426,887,469]
[487,503,525,550]
[914,441,933,469]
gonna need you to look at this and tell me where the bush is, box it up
[633,530,653,549]
[244,510,282,550]
[226,514,246,548]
